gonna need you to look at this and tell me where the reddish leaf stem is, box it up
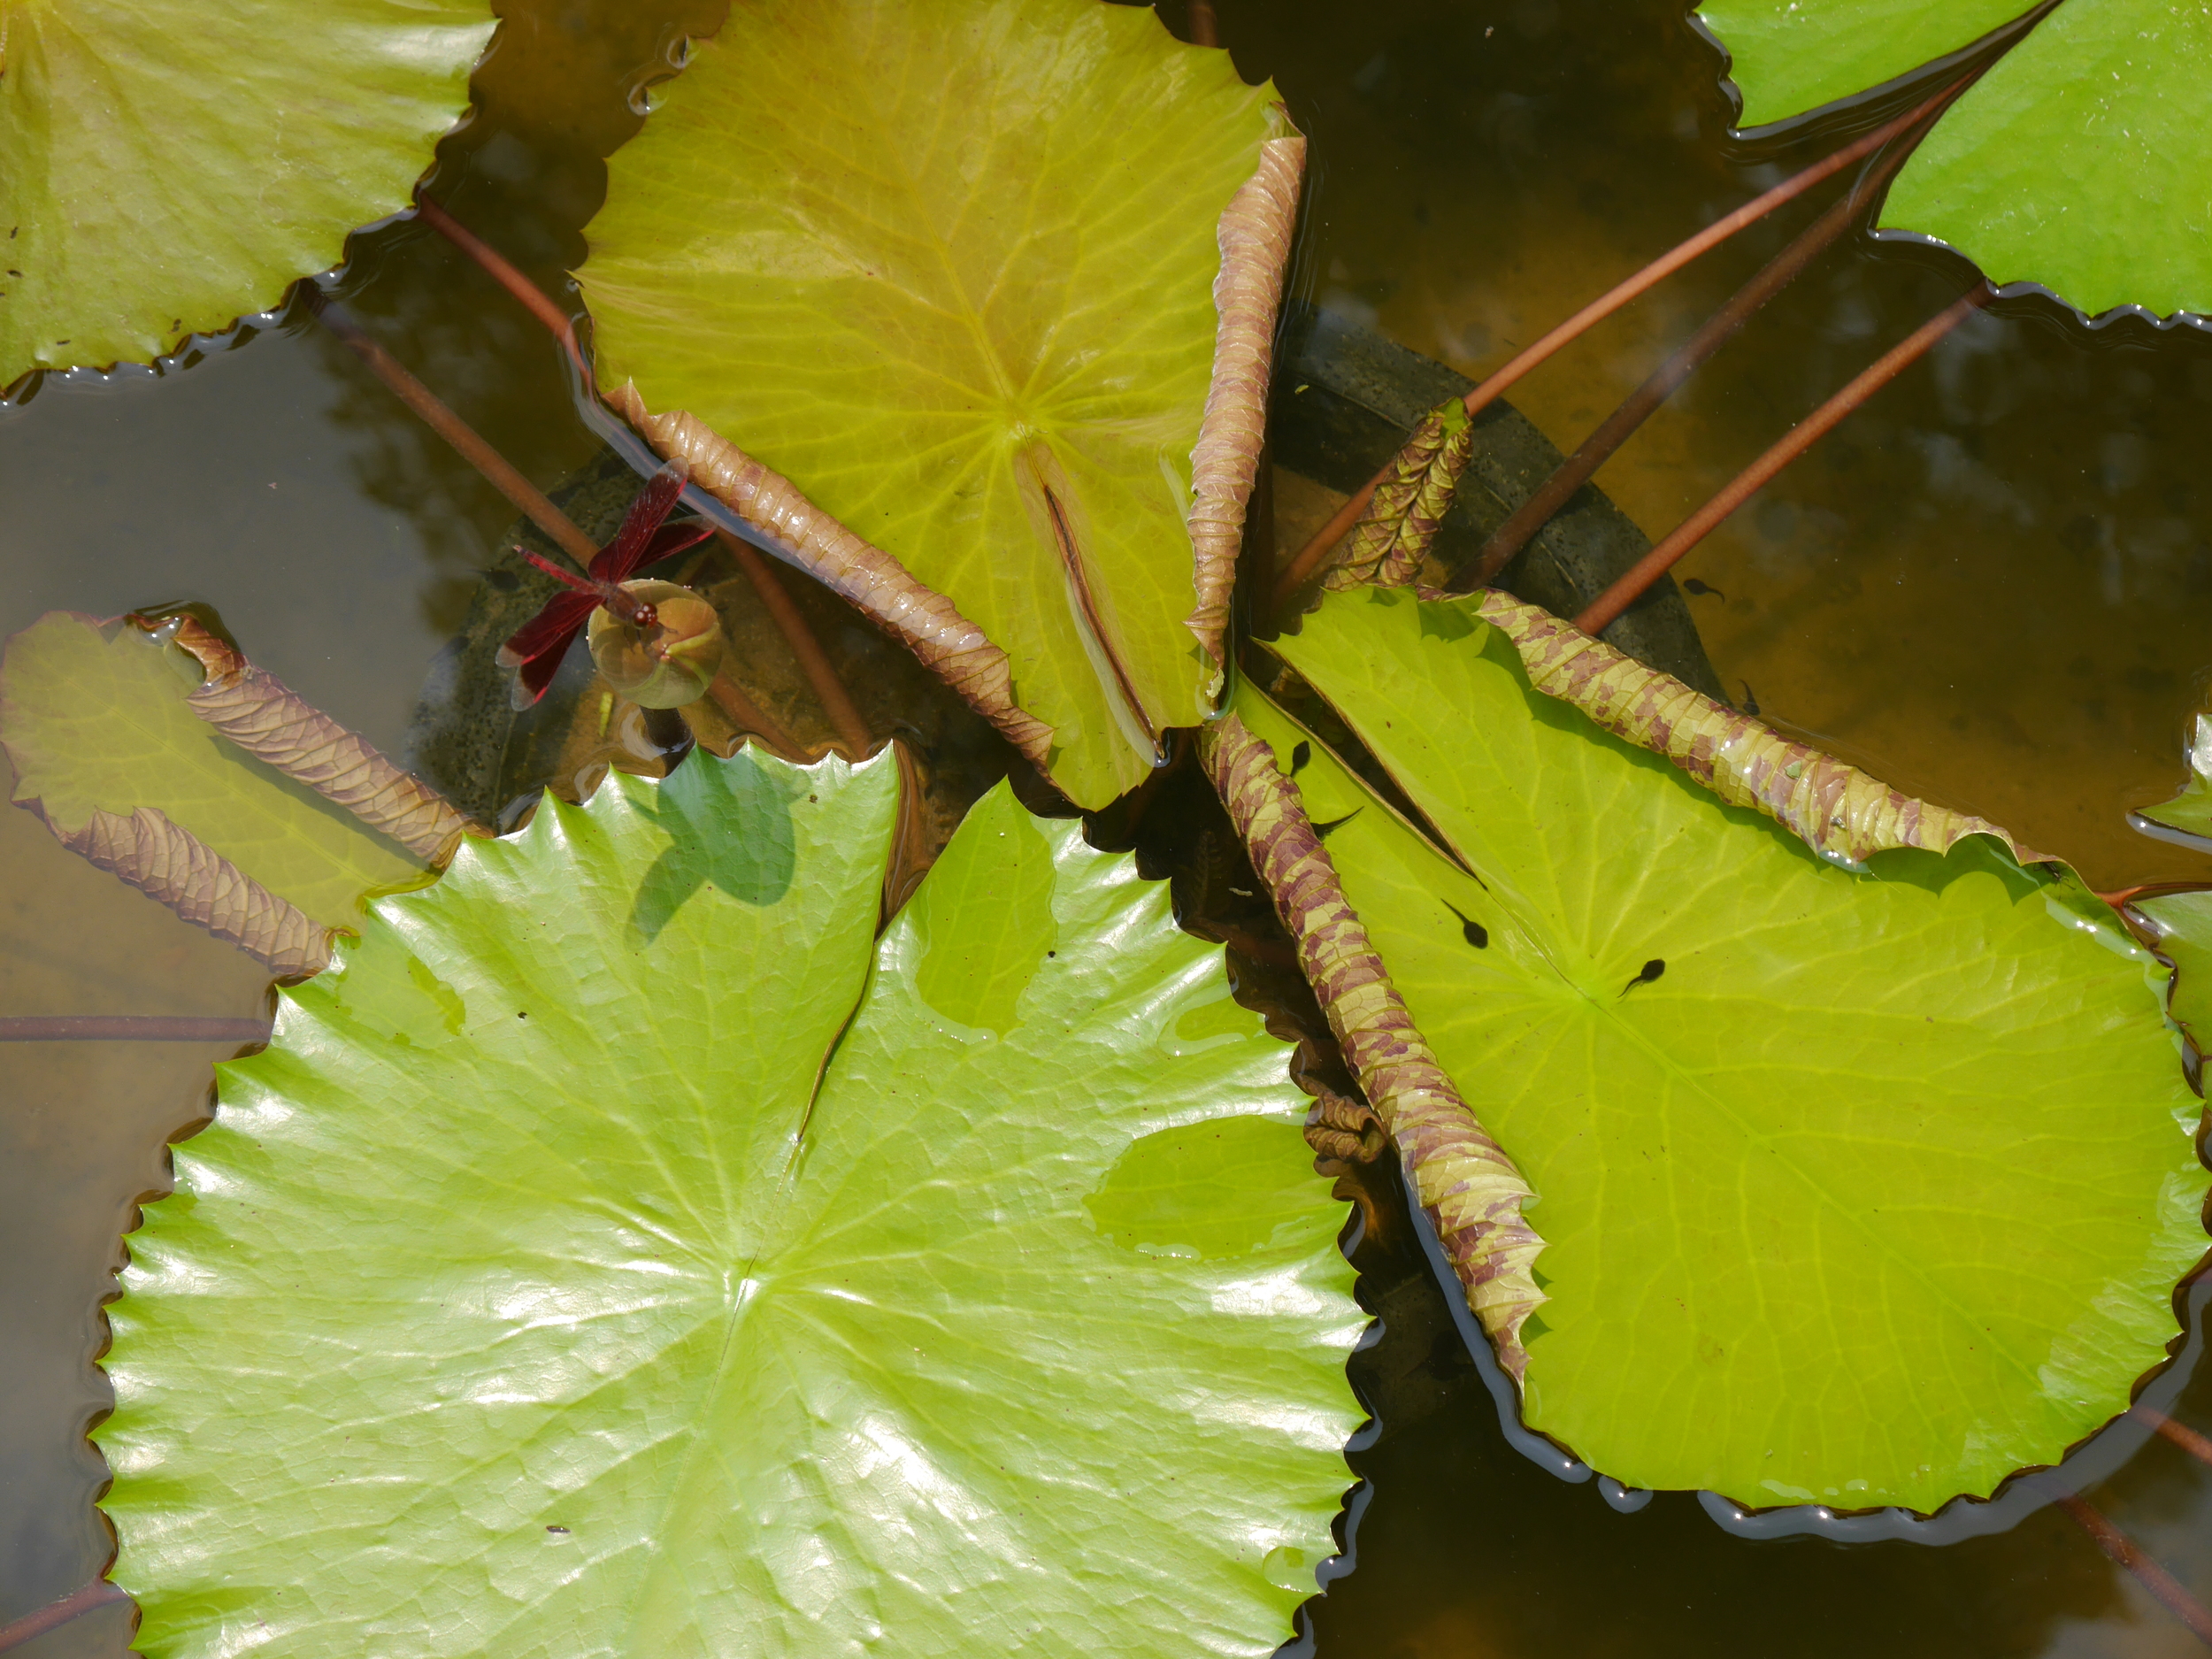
[1571,285,1989,637]
[2059,1493,2212,1646]
[314,303,600,574]
[415,196,587,374]
[1270,85,1959,613]
[707,672,806,761]
[2098,881,2212,910]
[2131,1403,2212,1471]
[718,532,873,758]
[0,1580,130,1654]
[0,1016,271,1043]
[1450,81,1960,592]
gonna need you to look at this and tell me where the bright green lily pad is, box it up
[1,612,421,926]
[1697,0,2212,319]
[98,746,1359,1656]
[1244,585,2204,1512]
[0,0,494,382]
[580,0,1283,808]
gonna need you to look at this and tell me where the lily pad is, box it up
[1237,584,2203,1512]
[2,612,425,963]
[98,747,1359,1656]
[1696,0,2212,319]
[580,0,1292,807]
[0,0,494,382]
[2132,888,2212,1051]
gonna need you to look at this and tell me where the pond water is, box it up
[4,0,2211,1654]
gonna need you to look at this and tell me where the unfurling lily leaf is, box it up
[1325,398,1474,591]
[99,747,1361,1658]
[1696,0,2212,319]
[1,612,442,972]
[0,0,495,384]
[1219,583,2204,1513]
[580,0,1303,808]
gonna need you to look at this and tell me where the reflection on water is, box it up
[2,0,2210,1653]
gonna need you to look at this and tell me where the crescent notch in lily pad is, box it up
[1218,583,2207,1514]
[580,0,1302,808]
[0,0,495,384]
[97,746,1362,1656]
[1696,0,2212,320]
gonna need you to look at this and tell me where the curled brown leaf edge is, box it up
[41,803,334,978]
[1210,587,2053,1384]
[604,119,1306,764]
[4,615,481,977]
[1201,710,1548,1381]
[1187,126,1306,662]
[606,389,1060,773]
[165,617,474,864]
[1460,589,2047,869]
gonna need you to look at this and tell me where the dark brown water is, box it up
[4,0,2210,1653]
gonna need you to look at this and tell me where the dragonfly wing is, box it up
[596,461,691,580]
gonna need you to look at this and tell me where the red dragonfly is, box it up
[498,460,717,703]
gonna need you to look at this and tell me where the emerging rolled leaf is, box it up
[1231,584,2206,1512]
[606,399,1057,771]
[1201,712,1548,1377]
[1324,398,1474,592]
[0,0,495,383]
[1697,0,2212,319]
[580,0,1301,807]
[100,748,1361,1657]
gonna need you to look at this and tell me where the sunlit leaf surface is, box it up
[0,0,493,382]
[99,747,1358,1657]
[1242,585,2203,1511]
[1696,0,2212,318]
[580,0,1284,806]
[1,613,421,927]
